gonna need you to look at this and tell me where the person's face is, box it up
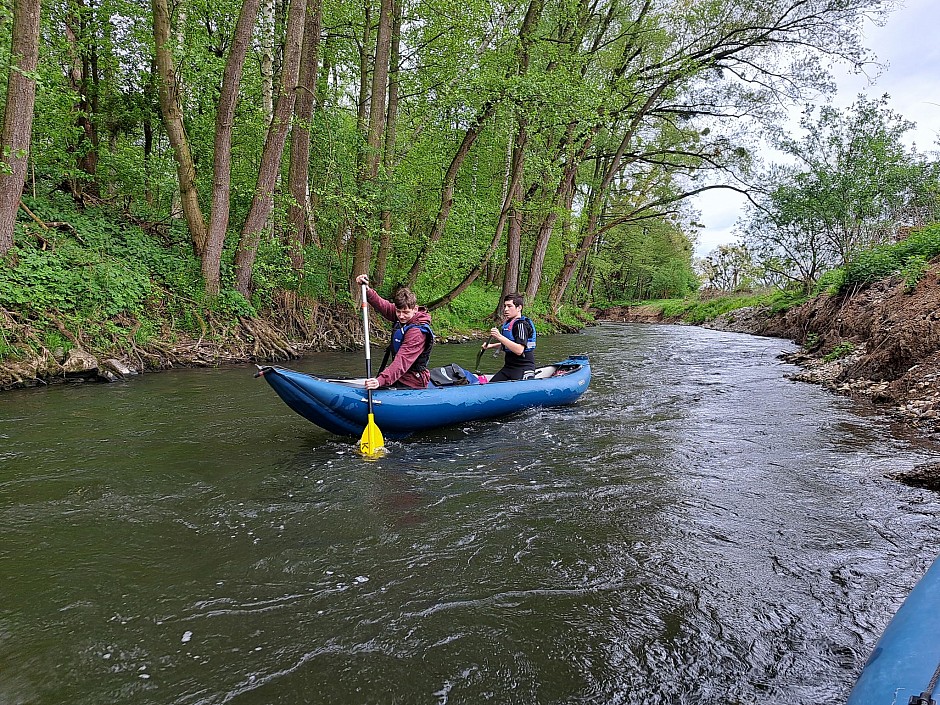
[396,306,417,325]
[502,300,522,320]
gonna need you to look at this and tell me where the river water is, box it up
[2,323,939,705]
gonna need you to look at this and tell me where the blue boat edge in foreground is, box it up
[847,553,940,705]
[257,355,591,439]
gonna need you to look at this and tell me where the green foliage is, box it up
[133,318,159,346]
[901,254,929,292]
[0,196,227,360]
[0,0,912,369]
[650,288,806,324]
[0,237,152,318]
[740,96,940,292]
[41,330,72,354]
[427,282,587,338]
[433,283,500,334]
[813,268,846,296]
[593,217,699,303]
[840,224,940,291]
[211,289,255,319]
[823,342,855,362]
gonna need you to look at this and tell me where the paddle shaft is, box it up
[475,335,496,373]
[361,283,375,415]
[358,282,386,457]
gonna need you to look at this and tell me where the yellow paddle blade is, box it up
[359,413,386,459]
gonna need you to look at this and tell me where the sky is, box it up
[691,0,940,258]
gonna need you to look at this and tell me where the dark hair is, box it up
[393,287,418,309]
[503,292,524,308]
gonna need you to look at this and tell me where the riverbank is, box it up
[0,311,490,390]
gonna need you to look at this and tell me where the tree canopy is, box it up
[0,0,909,337]
[734,95,940,293]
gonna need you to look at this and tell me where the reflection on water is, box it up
[1,323,939,705]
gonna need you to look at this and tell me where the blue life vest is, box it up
[389,322,434,373]
[500,315,536,369]
[500,316,536,351]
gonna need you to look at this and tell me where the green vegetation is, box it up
[617,288,807,325]
[840,225,940,291]
[801,223,940,298]
[823,342,855,362]
[0,195,586,363]
[705,97,940,296]
[0,0,924,375]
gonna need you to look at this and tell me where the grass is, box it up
[616,288,808,325]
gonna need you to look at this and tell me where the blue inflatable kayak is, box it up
[258,355,590,439]
[848,554,940,705]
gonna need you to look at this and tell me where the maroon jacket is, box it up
[366,288,433,389]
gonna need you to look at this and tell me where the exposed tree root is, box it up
[238,316,297,362]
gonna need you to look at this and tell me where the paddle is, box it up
[358,283,385,459]
[474,335,496,374]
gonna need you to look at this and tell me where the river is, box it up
[2,323,939,705]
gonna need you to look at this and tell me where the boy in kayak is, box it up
[481,293,537,383]
[356,274,434,390]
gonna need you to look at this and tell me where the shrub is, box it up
[900,254,929,292]
[840,224,940,292]
[823,342,855,362]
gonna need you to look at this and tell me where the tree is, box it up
[406,0,887,310]
[152,0,208,257]
[201,0,264,295]
[285,0,324,274]
[771,95,940,264]
[348,0,394,296]
[698,244,757,292]
[233,0,308,296]
[740,95,940,291]
[738,172,835,292]
[0,0,41,256]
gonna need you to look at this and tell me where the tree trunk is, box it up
[373,0,402,288]
[143,60,157,206]
[63,0,100,199]
[285,0,323,274]
[350,0,393,296]
[200,0,263,295]
[0,0,40,255]
[500,125,527,301]
[233,0,307,296]
[494,0,541,302]
[260,0,275,123]
[402,98,497,289]
[548,122,638,309]
[523,133,593,303]
[428,127,525,311]
[153,0,208,257]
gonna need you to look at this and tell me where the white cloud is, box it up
[691,0,940,257]
[693,189,745,257]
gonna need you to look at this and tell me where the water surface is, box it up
[2,323,938,704]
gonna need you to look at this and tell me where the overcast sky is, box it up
[691,0,940,257]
